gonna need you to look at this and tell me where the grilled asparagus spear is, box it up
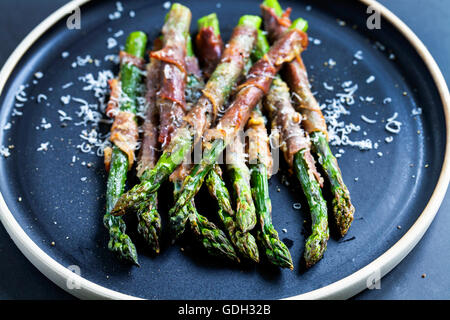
[247,106,293,269]
[242,32,293,268]
[264,76,328,268]
[134,39,163,253]
[152,3,192,149]
[103,31,148,265]
[227,136,257,233]
[173,168,240,262]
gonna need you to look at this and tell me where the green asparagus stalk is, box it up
[134,38,163,254]
[167,29,207,239]
[111,15,261,217]
[188,211,240,262]
[206,166,259,262]
[223,25,270,235]
[169,20,216,238]
[206,28,267,258]
[247,30,294,268]
[310,132,354,236]
[135,3,191,253]
[264,75,329,268]
[227,137,257,233]
[247,106,293,269]
[251,29,271,62]
[294,151,329,267]
[250,163,293,269]
[262,0,283,17]
[104,31,147,265]
[170,139,226,217]
[168,33,211,238]
[263,0,354,237]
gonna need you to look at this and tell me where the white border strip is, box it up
[0,0,448,300]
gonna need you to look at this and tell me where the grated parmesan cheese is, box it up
[361,115,376,124]
[0,145,11,158]
[34,72,44,79]
[3,122,11,130]
[354,50,363,60]
[107,37,118,49]
[385,112,402,134]
[411,107,422,116]
[37,142,50,152]
[62,82,74,89]
[366,75,375,84]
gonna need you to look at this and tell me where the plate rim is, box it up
[0,0,448,300]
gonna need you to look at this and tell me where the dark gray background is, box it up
[0,0,448,300]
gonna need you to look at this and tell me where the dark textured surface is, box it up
[0,0,448,300]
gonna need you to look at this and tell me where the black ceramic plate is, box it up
[0,0,449,299]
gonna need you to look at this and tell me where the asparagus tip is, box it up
[333,197,355,237]
[170,2,190,11]
[125,31,148,58]
[304,231,328,268]
[197,13,220,35]
[290,18,309,32]
[238,15,262,30]
[262,0,283,17]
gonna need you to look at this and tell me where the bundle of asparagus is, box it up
[111,15,260,217]
[100,1,355,270]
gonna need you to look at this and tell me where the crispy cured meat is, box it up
[195,26,223,79]
[264,77,323,186]
[150,7,191,148]
[136,48,162,178]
